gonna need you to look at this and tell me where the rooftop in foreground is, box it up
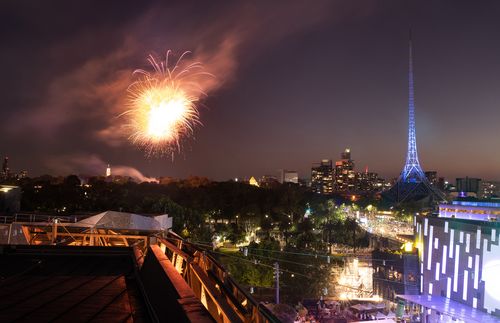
[397,294,500,323]
[0,245,148,322]
[0,244,213,323]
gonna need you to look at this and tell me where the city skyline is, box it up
[1,1,499,181]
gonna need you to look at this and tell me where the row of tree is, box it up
[14,175,374,247]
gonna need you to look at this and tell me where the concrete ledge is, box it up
[140,245,213,323]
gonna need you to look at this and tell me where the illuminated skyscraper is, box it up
[334,148,356,192]
[106,164,111,177]
[311,159,333,195]
[341,148,351,160]
[359,167,381,192]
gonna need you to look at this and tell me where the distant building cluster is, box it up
[446,177,499,199]
[310,148,386,195]
[238,169,301,189]
[1,157,28,181]
[280,169,299,184]
[424,171,445,191]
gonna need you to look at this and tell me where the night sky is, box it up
[1,1,499,181]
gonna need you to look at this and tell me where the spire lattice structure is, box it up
[384,32,446,206]
[400,32,426,183]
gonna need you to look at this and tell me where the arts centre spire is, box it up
[384,31,446,206]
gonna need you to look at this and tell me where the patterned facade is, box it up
[415,215,500,317]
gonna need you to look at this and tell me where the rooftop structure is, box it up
[0,214,280,322]
[0,211,172,249]
[397,294,500,323]
[439,198,500,221]
[0,244,213,322]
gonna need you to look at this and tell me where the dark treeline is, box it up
[13,175,373,248]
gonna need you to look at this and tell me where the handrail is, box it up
[161,238,192,262]
[157,233,280,323]
[0,214,76,224]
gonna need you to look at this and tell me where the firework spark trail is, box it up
[122,50,212,156]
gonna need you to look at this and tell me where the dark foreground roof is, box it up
[0,245,213,323]
[0,245,149,322]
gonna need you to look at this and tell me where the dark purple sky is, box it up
[1,1,499,181]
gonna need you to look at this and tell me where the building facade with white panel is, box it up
[413,213,500,319]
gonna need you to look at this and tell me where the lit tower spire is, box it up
[383,31,446,205]
[400,30,426,183]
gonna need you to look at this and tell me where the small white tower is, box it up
[106,164,111,177]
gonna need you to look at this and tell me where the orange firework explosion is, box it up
[123,51,211,156]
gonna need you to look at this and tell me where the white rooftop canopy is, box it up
[75,211,172,232]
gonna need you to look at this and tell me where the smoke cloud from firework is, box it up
[2,2,406,179]
[44,154,157,183]
[5,2,338,143]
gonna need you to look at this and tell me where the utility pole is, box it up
[274,262,280,304]
[51,218,58,244]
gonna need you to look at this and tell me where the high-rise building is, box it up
[480,181,499,198]
[456,177,481,197]
[341,148,351,160]
[358,168,380,192]
[334,148,356,192]
[106,164,111,177]
[425,171,445,190]
[1,157,10,179]
[311,159,333,195]
[425,171,437,186]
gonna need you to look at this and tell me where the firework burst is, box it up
[123,50,211,156]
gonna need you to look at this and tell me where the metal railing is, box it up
[0,213,78,224]
[157,233,279,323]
